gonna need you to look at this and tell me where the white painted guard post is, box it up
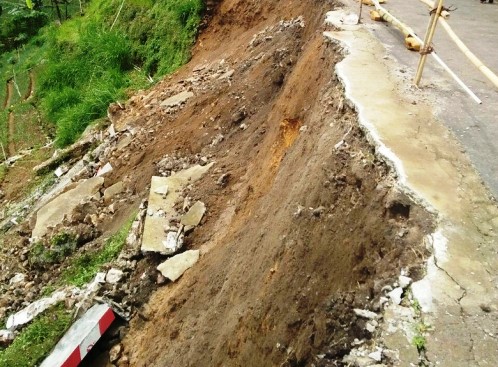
[40,304,115,367]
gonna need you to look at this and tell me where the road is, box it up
[360,0,498,199]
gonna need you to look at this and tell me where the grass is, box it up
[36,0,204,147]
[61,217,133,287]
[29,232,78,268]
[0,304,72,367]
[2,0,204,148]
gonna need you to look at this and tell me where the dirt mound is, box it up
[73,0,433,365]
[0,0,434,365]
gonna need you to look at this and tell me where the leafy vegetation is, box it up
[0,304,71,367]
[1,0,204,148]
[61,218,132,286]
[29,232,78,267]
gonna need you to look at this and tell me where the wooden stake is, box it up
[418,0,498,89]
[419,0,450,18]
[371,0,481,104]
[414,0,444,86]
[358,0,364,24]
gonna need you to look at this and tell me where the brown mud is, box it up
[0,1,436,366]
[76,0,435,366]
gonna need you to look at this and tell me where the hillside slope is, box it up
[0,1,437,366]
[83,0,433,365]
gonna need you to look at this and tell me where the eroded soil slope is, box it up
[81,0,435,365]
[0,0,435,365]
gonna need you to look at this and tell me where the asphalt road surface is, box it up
[361,0,498,199]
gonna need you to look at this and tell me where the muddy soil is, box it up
[0,0,434,365]
[78,0,434,366]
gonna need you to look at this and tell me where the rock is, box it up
[96,162,113,177]
[217,173,230,188]
[388,287,403,305]
[365,321,376,333]
[141,164,214,254]
[353,308,378,320]
[7,291,67,329]
[210,134,224,147]
[156,273,167,285]
[106,269,124,284]
[218,69,235,80]
[398,275,412,289]
[162,231,184,254]
[117,355,130,367]
[160,91,194,107]
[368,349,382,362]
[32,177,104,239]
[312,206,326,217]
[104,182,125,204]
[157,250,200,282]
[180,201,206,227]
[109,344,123,363]
[9,273,26,285]
[343,355,377,367]
[116,134,132,151]
[0,330,15,347]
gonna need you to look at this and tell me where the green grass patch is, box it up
[61,218,133,287]
[0,304,72,367]
[36,0,204,147]
[29,232,78,268]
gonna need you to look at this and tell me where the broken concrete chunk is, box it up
[6,291,66,330]
[154,185,169,197]
[104,181,125,204]
[54,165,69,178]
[368,349,382,362]
[96,162,113,177]
[141,163,214,254]
[180,201,206,227]
[388,287,403,305]
[398,275,412,289]
[157,250,200,282]
[353,308,378,320]
[160,91,194,108]
[33,177,104,239]
[162,231,184,254]
[106,268,124,284]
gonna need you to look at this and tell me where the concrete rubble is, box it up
[157,250,200,282]
[141,163,214,254]
[32,176,104,239]
[6,291,66,330]
[160,90,194,108]
[180,201,206,227]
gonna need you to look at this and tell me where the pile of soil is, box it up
[0,0,434,366]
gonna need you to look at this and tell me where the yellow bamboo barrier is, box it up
[418,0,498,90]
[414,0,445,86]
[371,0,482,104]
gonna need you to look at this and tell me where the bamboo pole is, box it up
[419,0,450,18]
[371,0,482,104]
[414,0,444,86]
[417,0,498,89]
